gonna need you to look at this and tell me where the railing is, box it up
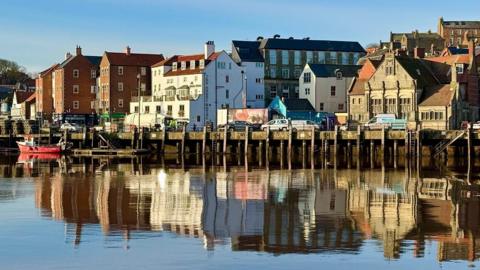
[433,130,466,157]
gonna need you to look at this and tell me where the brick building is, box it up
[35,63,58,121]
[98,47,164,120]
[53,46,101,124]
[384,31,445,56]
[438,17,480,47]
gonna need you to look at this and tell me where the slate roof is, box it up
[284,98,315,111]
[308,64,361,78]
[105,52,164,66]
[396,56,440,87]
[419,84,454,106]
[39,64,59,76]
[59,55,102,68]
[232,40,264,62]
[259,38,365,53]
[447,47,469,55]
[442,20,480,29]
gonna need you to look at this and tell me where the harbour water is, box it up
[0,155,479,269]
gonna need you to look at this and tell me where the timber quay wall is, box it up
[0,128,478,162]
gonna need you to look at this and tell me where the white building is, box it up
[231,40,265,108]
[299,64,360,113]
[130,41,245,128]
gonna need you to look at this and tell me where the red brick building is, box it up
[98,47,164,119]
[438,17,480,48]
[35,63,58,121]
[53,46,101,123]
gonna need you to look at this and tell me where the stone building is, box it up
[382,31,445,56]
[438,17,480,48]
[348,53,470,130]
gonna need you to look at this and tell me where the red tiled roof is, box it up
[105,52,164,66]
[39,63,59,76]
[349,78,368,95]
[25,92,36,102]
[152,52,222,68]
[427,54,471,65]
[15,91,35,104]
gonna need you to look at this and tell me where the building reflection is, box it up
[28,161,480,262]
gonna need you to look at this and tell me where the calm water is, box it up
[1,155,480,269]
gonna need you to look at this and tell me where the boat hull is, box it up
[17,142,62,154]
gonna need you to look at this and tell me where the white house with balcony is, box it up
[129,41,245,128]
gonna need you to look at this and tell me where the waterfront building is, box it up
[10,88,35,120]
[438,17,480,47]
[98,46,164,121]
[299,64,361,113]
[53,46,101,124]
[130,41,244,128]
[348,52,471,130]
[35,64,58,121]
[231,40,266,108]
[232,36,365,104]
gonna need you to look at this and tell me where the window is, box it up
[330,86,336,96]
[229,63,232,70]
[141,67,146,76]
[282,68,289,79]
[196,115,201,122]
[294,68,301,78]
[282,50,289,65]
[73,101,79,109]
[73,69,79,78]
[118,66,124,75]
[352,98,355,105]
[173,62,178,71]
[90,101,95,109]
[255,78,262,83]
[118,99,123,108]
[306,51,313,63]
[338,103,344,111]
[255,62,263,68]
[141,83,146,92]
[167,105,172,116]
[337,52,343,65]
[282,86,289,98]
[217,62,226,69]
[318,52,325,64]
[189,60,196,70]
[294,51,301,65]
[304,72,311,83]
[91,69,96,79]
[456,64,464,74]
[134,106,139,113]
[181,61,186,70]
[256,94,263,99]
[226,75,229,83]
[270,85,277,98]
[305,88,310,95]
[199,60,205,69]
[320,103,324,111]
[270,67,276,78]
[269,50,276,64]
[336,72,342,80]
[179,105,184,112]
[156,106,161,113]
[90,85,96,94]
[118,82,123,91]
[73,85,79,94]
[226,89,229,99]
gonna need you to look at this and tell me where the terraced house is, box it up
[233,36,365,104]
[438,17,480,47]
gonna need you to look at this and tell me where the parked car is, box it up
[472,121,480,130]
[60,122,83,132]
[225,121,251,131]
[364,114,406,130]
[291,120,320,131]
[261,119,289,131]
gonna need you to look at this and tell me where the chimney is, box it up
[125,46,131,55]
[468,38,475,62]
[65,52,72,60]
[204,41,215,59]
[76,45,82,56]
[414,47,425,59]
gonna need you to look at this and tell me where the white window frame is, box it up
[73,69,79,78]
[118,82,124,91]
[73,85,79,94]
[73,101,79,109]
[141,67,147,76]
[118,99,123,108]
[90,85,96,94]
[118,66,124,75]
[91,69,96,79]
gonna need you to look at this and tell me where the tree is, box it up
[0,58,31,85]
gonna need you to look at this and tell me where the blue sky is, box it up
[2,0,480,73]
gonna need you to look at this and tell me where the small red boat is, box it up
[17,136,63,154]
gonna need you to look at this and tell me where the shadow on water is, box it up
[2,153,480,263]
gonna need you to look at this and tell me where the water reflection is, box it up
[0,157,468,264]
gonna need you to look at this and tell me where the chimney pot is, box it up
[204,41,215,59]
[76,46,82,56]
[125,46,131,55]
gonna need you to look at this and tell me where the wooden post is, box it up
[288,126,292,158]
[280,140,284,169]
[381,125,385,161]
[394,139,398,169]
[302,140,307,168]
[265,126,270,166]
[244,125,249,156]
[202,126,207,155]
[181,125,186,156]
[223,126,227,155]
[404,129,409,159]
[334,125,338,161]
[468,126,472,167]
[161,128,166,153]
[196,142,201,155]
[324,139,329,166]
[310,126,315,165]
[370,140,375,168]
[258,141,263,167]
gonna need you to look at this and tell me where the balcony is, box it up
[178,110,185,117]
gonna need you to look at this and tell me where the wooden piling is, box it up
[161,128,166,153]
[468,126,472,166]
[280,140,284,169]
[288,126,292,158]
[244,126,249,156]
[310,126,315,165]
[356,125,361,157]
[258,141,263,167]
[202,126,207,155]
[265,127,270,167]
[394,139,398,168]
[381,125,385,160]
[181,126,186,156]
[302,140,307,168]
[334,126,338,160]
[223,126,227,155]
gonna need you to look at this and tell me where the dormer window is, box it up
[456,64,464,74]
[335,70,342,80]
[172,62,177,71]
[199,60,205,69]
[190,60,196,70]
[181,61,186,70]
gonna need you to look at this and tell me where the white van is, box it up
[291,120,320,131]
